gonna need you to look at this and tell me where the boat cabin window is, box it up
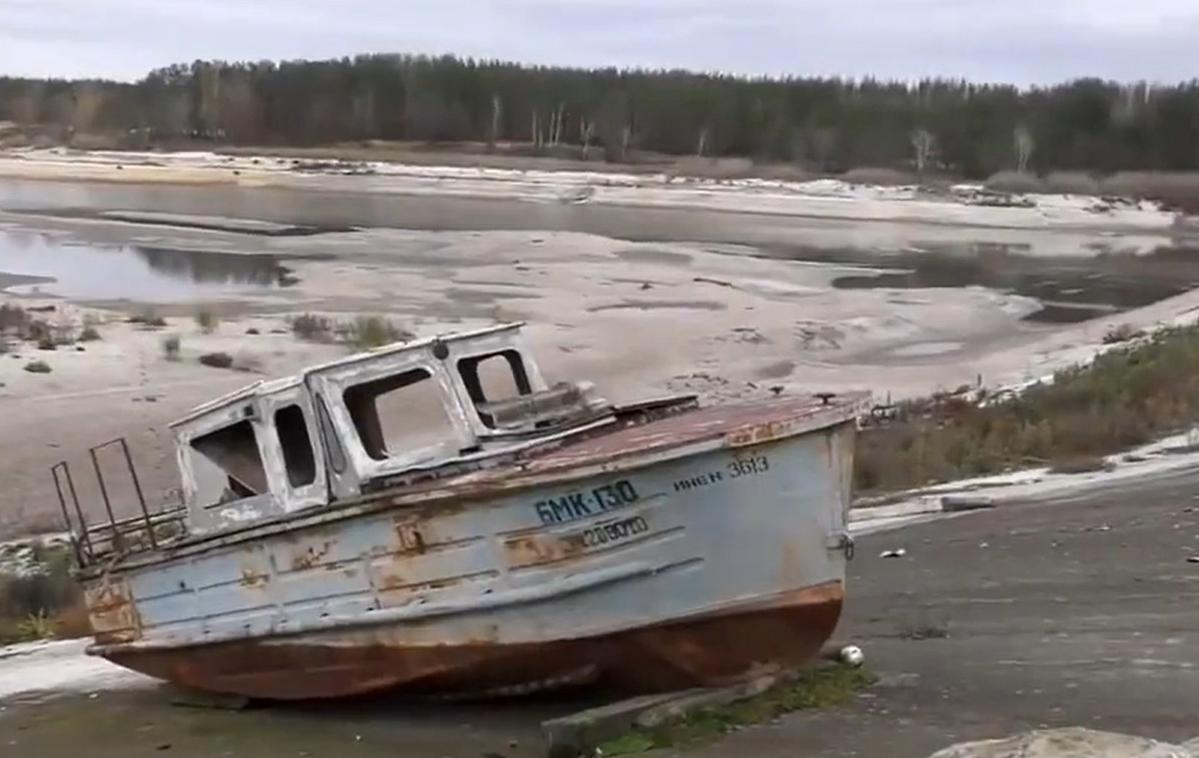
[343,368,457,460]
[275,405,317,487]
[188,419,268,506]
[458,350,532,429]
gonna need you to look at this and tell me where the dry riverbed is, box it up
[0,147,1197,532]
[5,220,1198,533]
[4,148,1199,757]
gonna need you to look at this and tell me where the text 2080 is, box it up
[579,516,650,547]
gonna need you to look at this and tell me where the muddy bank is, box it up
[0,649,561,758]
[0,176,1188,262]
[0,148,1185,234]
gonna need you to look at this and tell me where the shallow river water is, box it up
[0,177,1195,321]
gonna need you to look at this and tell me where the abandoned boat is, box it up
[53,323,866,700]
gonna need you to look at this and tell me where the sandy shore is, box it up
[0,147,1185,233]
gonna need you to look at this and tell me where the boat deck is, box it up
[86,392,867,571]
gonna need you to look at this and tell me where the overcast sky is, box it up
[2,0,1198,86]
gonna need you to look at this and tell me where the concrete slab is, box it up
[542,672,783,758]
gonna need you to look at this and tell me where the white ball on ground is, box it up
[840,644,865,667]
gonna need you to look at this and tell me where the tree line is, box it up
[1,54,1198,178]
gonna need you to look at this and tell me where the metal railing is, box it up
[51,437,186,568]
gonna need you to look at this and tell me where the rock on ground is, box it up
[928,728,1194,758]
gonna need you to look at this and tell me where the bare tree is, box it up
[153,89,192,138]
[6,83,42,123]
[44,91,75,135]
[621,125,632,162]
[350,88,376,139]
[487,94,502,153]
[531,109,541,149]
[550,102,565,146]
[197,64,221,137]
[810,127,838,171]
[696,125,709,157]
[71,83,104,135]
[1014,125,1035,174]
[910,127,936,178]
[579,119,594,160]
[217,76,265,142]
[597,92,630,163]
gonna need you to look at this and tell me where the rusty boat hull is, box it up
[84,395,862,700]
[108,582,843,699]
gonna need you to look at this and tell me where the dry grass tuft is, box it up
[348,316,414,349]
[0,543,82,644]
[161,334,181,360]
[1044,171,1100,195]
[194,308,219,334]
[855,325,1199,493]
[984,170,1045,194]
[840,167,917,186]
[1101,172,1199,213]
[290,312,334,341]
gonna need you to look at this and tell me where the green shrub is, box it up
[840,167,916,186]
[1101,172,1199,213]
[0,543,81,644]
[198,351,234,369]
[0,303,29,331]
[161,334,181,360]
[130,309,167,328]
[290,312,332,341]
[350,316,413,349]
[1044,171,1100,195]
[195,308,219,334]
[15,612,56,640]
[596,664,874,755]
[23,360,51,373]
[983,170,1045,194]
[855,326,1199,493]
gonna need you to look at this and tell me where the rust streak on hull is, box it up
[103,582,844,701]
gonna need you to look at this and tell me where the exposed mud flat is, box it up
[5,218,1199,537]
[0,640,558,758]
[0,152,1197,535]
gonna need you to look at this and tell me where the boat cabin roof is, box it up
[167,321,622,535]
[171,322,525,429]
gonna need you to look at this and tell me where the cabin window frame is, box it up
[255,386,329,513]
[456,349,534,430]
[313,355,475,481]
[176,401,280,531]
[189,417,270,504]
